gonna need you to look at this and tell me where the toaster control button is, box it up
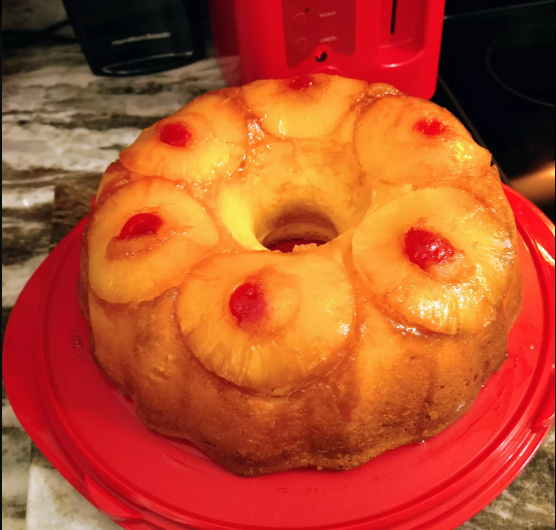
[295,38,309,57]
[292,12,307,32]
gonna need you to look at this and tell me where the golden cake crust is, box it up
[81,76,522,475]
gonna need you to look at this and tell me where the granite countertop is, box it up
[2,44,555,530]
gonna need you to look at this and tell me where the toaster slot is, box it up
[390,0,398,34]
[380,0,439,65]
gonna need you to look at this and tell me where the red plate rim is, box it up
[3,185,555,530]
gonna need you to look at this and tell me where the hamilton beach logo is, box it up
[112,32,171,46]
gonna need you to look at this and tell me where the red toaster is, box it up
[209,0,446,99]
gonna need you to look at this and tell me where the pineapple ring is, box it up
[242,74,368,139]
[88,178,219,304]
[352,187,516,335]
[176,252,356,396]
[119,92,248,183]
[354,95,492,184]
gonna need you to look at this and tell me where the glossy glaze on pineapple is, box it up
[82,76,522,475]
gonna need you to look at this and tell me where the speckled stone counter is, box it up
[2,44,555,530]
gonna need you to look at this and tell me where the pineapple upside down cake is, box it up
[80,75,522,476]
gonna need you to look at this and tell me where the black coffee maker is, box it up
[62,0,205,76]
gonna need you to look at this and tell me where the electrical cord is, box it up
[2,20,77,50]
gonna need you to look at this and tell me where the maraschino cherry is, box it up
[159,123,192,147]
[414,118,446,137]
[405,228,455,270]
[118,213,163,240]
[288,76,315,92]
[230,283,266,325]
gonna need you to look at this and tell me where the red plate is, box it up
[4,186,555,530]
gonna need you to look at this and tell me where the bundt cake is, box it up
[80,75,522,475]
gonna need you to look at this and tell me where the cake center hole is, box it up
[259,211,338,253]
